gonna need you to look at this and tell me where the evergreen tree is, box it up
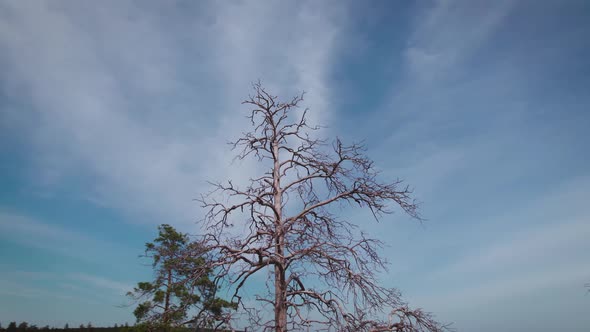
[16,322,27,332]
[127,224,235,331]
[7,322,16,332]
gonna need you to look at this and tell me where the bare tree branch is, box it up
[197,82,449,332]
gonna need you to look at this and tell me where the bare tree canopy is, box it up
[198,82,450,332]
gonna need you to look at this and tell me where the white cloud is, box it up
[357,0,522,203]
[404,0,514,82]
[435,218,590,280]
[0,279,75,301]
[0,268,129,304]
[68,273,132,294]
[0,211,135,266]
[0,212,92,244]
[0,1,349,228]
[408,176,590,321]
[438,262,590,307]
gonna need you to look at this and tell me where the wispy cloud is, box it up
[404,0,514,83]
[0,268,128,304]
[0,278,74,301]
[1,1,589,330]
[434,218,590,280]
[0,1,349,228]
[407,175,590,326]
[0,211,136,268]
[429,261,590,309]
[0,212,92,244]
[68,273,132,294]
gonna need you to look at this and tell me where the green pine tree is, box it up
[127,224,235,331]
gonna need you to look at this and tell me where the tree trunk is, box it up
[164,269,172,331]
[272,140,287,332]
[274,265,287,331]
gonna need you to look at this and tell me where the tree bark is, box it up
[164,269,172,330]
[272,138,286,332]
[199,83,448,331]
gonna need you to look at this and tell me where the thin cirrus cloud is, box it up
[68,273,132,295]
[0,279,75,301]
[1,0,589,330]
[0,269,133,327]
[434,174,590,279]
[0,211,132,263]
[0,213,135,301]
[0,270,130,298]
[0,0,347,227]
[403,0,514,81]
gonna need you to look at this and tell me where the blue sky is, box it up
[1,0,589,330]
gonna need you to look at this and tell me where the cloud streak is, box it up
[0,211,134,265]
[0,0,349,228]
[68,273,132,295]
[1,1,589,330]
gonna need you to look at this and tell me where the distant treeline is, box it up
[0,322,130,332]
[0,323,240,332]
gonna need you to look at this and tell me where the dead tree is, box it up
[199,82,449,332]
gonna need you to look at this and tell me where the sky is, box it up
[0,0,589,330]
